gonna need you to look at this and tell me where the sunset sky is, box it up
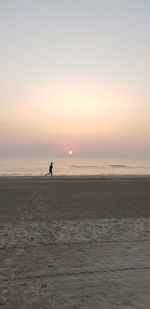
[0,0,150,157]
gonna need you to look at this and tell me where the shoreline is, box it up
[1,174,150,180]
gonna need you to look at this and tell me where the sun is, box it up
[69,151,73,155]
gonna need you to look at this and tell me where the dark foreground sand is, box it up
[1,176,150,308]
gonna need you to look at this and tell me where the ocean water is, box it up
[0,157,150,176]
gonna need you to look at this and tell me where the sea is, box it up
[0,157,150,176]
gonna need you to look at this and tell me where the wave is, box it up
[71,165,97,169]
[105,164,146,169]
[71,164,146,170]
[106,164,127,168]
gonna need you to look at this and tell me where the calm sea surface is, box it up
[0,157,150,176]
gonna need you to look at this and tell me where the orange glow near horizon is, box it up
[16,80,138,137]
[1,79,150,156]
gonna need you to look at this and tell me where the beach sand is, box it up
[0,176,150,308]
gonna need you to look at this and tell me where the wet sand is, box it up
[1,176,150,308]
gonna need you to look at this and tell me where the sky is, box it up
[0,0,150,157]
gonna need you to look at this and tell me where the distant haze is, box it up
[0,0,150,158]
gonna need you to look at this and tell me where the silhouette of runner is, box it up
[45,162,53,177]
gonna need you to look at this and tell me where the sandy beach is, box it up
[1,176,150,308]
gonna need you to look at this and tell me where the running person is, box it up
[45,162,53,176]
